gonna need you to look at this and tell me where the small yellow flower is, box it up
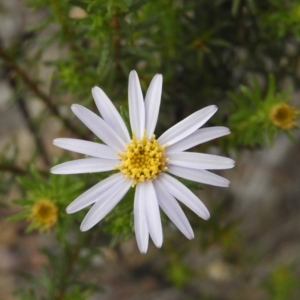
[29,199,58,230]
[269,102,299,129]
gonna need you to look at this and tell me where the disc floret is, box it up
[29,199,58,230]
[117,131,168,186]
[269,102,299,129]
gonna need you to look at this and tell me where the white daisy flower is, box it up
[51,70,234,253]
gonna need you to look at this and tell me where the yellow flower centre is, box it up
[30,199,58,229]
[117,131,168,187]
[269,102,299,129]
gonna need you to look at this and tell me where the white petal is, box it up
[145,74,163,138]
[53,138,118,159]
[71,104,125,152]
[166,126,230,153]
[158,173,210,220]
[66,173,124,213]
[128,70,145,139]
[92,87,130,143]
[167,165,230,187]
[154,180,194,239]
[80,178,131,231]
[142,181,163,248]
[158,105,218,146]
[134,184,149,253]
[168,152,235,170]
[50,158,119,174]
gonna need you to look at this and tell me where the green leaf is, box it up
[128,0,149,13]
[231,0,240,16]
[97,38,112,80]
[7,211,28,222]
[246,0,256,14]
[265,73,276,103]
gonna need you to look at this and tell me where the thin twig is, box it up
[0,164,48,176]
[54,246,81,300]
[0,47,80,137]
[3,60,51,165]
[111,14,121,68]
[17,94,51,165]
[0,165,27,175]
[53,231,93,300]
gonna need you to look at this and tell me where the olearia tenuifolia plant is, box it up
[51,70,235,253]
[261,0,300,39]
[10,165,85,234]
[228,74,300,148]
[2,0,300,298]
